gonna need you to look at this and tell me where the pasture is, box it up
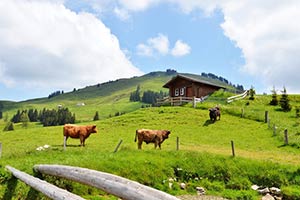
[1,94,300,199]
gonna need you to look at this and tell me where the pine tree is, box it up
[130,85,141,102]
[269,86,278,106]
[20,111,30,127]
[93,111,99,121]
[3,121,14,131]
[280,87,292,112]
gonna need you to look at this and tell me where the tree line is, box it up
[201,72,244,91]
[129,85,168,105]
[10,108,75,127]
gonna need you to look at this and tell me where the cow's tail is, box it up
[134,130,138,142]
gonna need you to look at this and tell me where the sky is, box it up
[0,0,299,101]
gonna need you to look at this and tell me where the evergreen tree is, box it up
[11,110,21,123]
[280,87,292,112]
[130,85,141,102]
[269,86,279,106]
[20,111,29,128]
[3,121,14,131]
[93,111,99,121]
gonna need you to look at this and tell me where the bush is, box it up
[3,121,14,131]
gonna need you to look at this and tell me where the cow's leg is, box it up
[64,136,68,146]
[138,141,142,149]
[79,135,84,146]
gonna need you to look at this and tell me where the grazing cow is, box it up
[63,124,97,146]
[134,129,171,149]
[209,106,221,122]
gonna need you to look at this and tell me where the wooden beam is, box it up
[6,165,84,200]
[34,164,180,200]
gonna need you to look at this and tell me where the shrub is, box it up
[3,121,14,131]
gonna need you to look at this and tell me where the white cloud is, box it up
[148,34,170,55]
[137,34,191,57]
[0,0,142,91]
[117,0,161,12]
[136,33,169,57]
[136,43,153,57]
[114,7,130,21]
[171,40,191,57]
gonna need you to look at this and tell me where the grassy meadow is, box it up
[1,72,300,199]
[1,93,300,199]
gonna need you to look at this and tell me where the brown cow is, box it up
[63,124,97,146]
[134,129,171,149]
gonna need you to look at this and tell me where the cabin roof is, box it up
[163,74,226,89]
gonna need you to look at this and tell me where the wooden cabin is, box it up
[163,74,225,99]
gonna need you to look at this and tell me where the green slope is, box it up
[0,71,235,121]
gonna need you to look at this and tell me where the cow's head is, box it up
[91,125,98,134]
[209,108,216,114]
[163,130,171,139]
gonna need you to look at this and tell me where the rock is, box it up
[258,187,270,195]
[251,184,260,191]
[269,187,281,195]
[261,193,275,200]
[274,196,282,200]
[196,186,205,195]
[180,183,186,190]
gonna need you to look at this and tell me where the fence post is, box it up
[231,140,235,157]
[176,137,179,151]
[284,129,288,145]
[265,111,269,123]
[63,136,67,151]
[0,142,2,158]
[241,108,244,118]
[193,97,196,108]
[114,140,123,153]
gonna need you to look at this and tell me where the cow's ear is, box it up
[92,125,96,129]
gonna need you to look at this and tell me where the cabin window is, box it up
[175,88,179,96]
[180,87,185,96]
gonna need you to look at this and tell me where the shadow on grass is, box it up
[203,119,215,126]
[3,176,17,200]
[52,144,82,148]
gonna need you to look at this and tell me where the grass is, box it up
[2,105,300,199]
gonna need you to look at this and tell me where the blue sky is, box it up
[0,1,299,101]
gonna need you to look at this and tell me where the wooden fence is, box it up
[6,164,180,200]
[227,90,249,103]
[157,96,206,107]
[6,166,84,200]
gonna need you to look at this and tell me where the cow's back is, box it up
[64,124,80,138]
[137,129,156,143]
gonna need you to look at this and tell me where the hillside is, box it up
[0,71,239,121]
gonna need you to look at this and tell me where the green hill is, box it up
[2,71,300,199]
[0,71,237,122]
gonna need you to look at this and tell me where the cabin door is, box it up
[186,87,193,97]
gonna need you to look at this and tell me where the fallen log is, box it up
[34,164,180,200]
[6,165,84,200]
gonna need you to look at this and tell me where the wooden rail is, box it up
[227,90,249,103]
[157,96,206,107]
[6,165,84,200]
[34,164,180,200]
